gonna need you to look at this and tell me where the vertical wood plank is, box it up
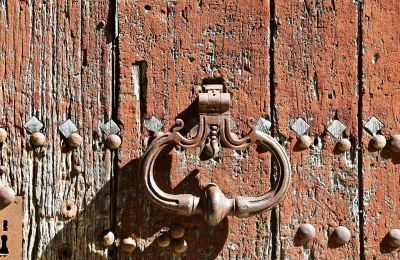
[0,1,113,258]
[274,0,360,258]
[362,1,400,258]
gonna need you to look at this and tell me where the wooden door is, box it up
[1,0,400,259]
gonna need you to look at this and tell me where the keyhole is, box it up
[3,220,8,231]
[0,235,9,255]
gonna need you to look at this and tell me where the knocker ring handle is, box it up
[141,84,291,226]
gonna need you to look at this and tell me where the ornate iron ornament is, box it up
[141,84,291,226]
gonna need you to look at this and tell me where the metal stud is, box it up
[0,128,7,143]
[60,200,78,219]
[31,132,46,147]
[337,138,351,152]
[390,134,400,153]
[68,133,83,148]
[59,119,78,139]
[170,225,185,239]
[0,166,8,175]
[103,231,115,246]
[0,187,15,209]
[327,120,346,139]
[298,135,313,149]
[256,118,272,134]
[101,120,120,136]
[371,134,386,150]
[144,116,163,133]
[156,232,171,248]
[172,238,188,254]
[120,237,137,253]
[24,116,44,134]
[331,226,351,245]
[290,118,310,136]
[364,116,384,136]
[387,229,400,248]
[297,223,316,242]
[105,134,122,150]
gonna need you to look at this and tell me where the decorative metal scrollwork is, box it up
[141,84,291,226]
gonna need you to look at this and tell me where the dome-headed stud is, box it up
[120,237,137,253]
[0,166,8,175]
[371,134,386,150]
[31,132,46,147]
[60,200,78,219]
[170,225,185,239]
[298,223,316,242]
[332,226,351,245]
[68,133,83,148]
[0,187,16,209]
[298,135,313,149]
[386,229,400,248]
[172,238,188,254]
[103,231,115,246]
[0,128,7,143]
[105,134,122,150]
[337,138,351,152]
[156,232,171,248]
[390,134,400,153]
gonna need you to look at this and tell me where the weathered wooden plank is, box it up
[362,1,400,258]
[0,1,113,258]
[117,0,274,258]
[274,0,360,258]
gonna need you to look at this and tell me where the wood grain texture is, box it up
[117,0,275,258]
[362,1,400,258]
[274,0,360,258]
[0,1,113,259]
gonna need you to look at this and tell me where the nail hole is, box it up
[66,206,71,211]
[144,5,152,11]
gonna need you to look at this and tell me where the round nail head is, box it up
[0,128,7,143]
[103,231,115,246]
[105,134,122,150]
[170,225,185,239]
[121,237,137,253]
[298,223,316,242]
[31,132,46,147]
[68,133,83,148]
[390,134,400,153]
[156,233,171,248]
[338,138,351,152]
[298,135,312,149]
[387,229,400,248]
[0,166,8,175]
[0,187,15,209]
[172,238,188,254]
[332,226,351,245]
[372,134,386,150]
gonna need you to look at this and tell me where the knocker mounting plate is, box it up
[141,84,291,226]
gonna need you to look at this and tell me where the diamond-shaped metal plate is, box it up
[24,116,43,133]
[327,120,346,139]
[364,116,384,135]
[290,118,310,136]
[144,116,163,132]
[58,119,78,138]
[256,118,272,134]
[100,120,120,136]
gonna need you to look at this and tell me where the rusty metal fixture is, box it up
[390,134,400,153]
[0,186,15,209]
[31,132,46,147]
[172,238,188,254]
[140,84,291,226]
[156,232,171,248]
[68,133,83,148]
[298,223,316,242]
[170,225,185,239]
[0,196,22,258]
[298,135,312,149]
[0,165,8,175]
[337,138,351,152]
[371,134,386,150]
[386,229,400,248]
[105,134,122,149]
[120,237,137,253]
[331,226,351,245]
[60,200,78,219]
[0,128,7,143]
[153,131,164,139]
[103,231,115,246]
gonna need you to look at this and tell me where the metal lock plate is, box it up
[0,197,22,259]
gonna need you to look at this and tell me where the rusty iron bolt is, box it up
[68,133,83,148]
[390,134,400,153]
[387,229,400,248]
[0,128,7,143]
[298,223,316,242]
[337,138,351,152]
[31,132,46,147]
[298,135,313,149]
[170,225,185,239]
[60,200,78,219]
[120,237,137,253]
[0,187,15,209]
[156,232,171,248]
[105,134,122,150]
[103,231,115,246]
[371,134,386,150]
[332,226,351,245]
[172,238,188,254]
[0,165,8,175]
